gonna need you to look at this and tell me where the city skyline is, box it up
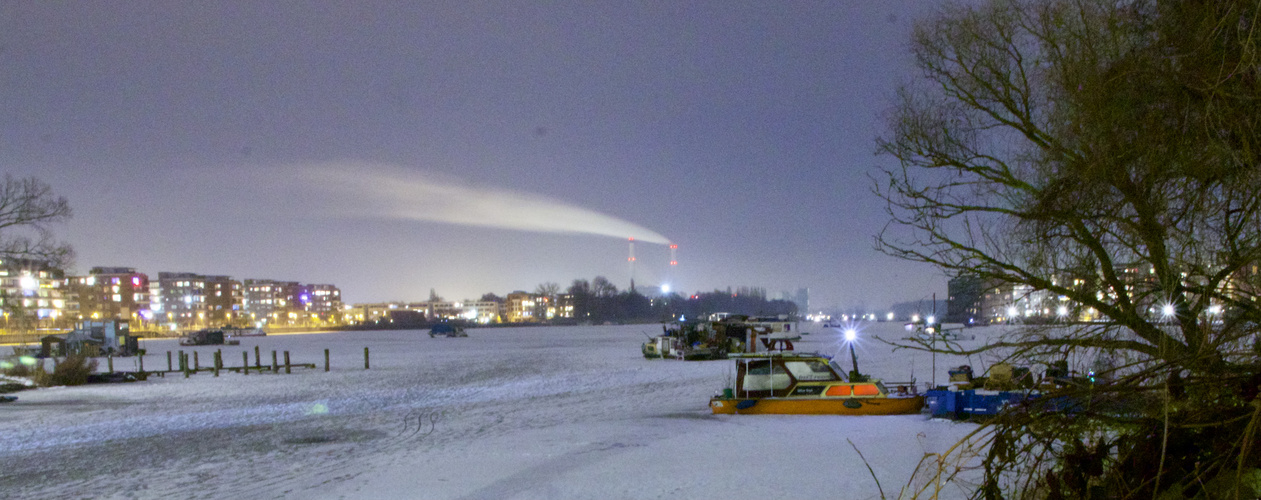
[1,2,946,311]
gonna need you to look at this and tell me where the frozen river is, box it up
[1,323,987,499]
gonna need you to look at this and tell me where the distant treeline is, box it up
[560,289,798,325]
[360,286,798,329]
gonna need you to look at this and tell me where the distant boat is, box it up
[179,329,241,346]
[429,323,467,338]
[642,316,799,360]
[223,327,267,338]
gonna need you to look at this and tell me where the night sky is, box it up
[1,1,944,311]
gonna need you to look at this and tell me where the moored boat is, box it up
[429,323,467,338]
[223,326,266,337]
[179,329,241,346]
[709,352,924,415]
[642,316,796,360]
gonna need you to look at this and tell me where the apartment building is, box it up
[63,267,151,324]
[0,258,67,329]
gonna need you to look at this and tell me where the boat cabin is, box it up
[732,353,893,399]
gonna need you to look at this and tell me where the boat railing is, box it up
[728,351,830,359]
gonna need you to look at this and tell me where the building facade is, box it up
[0,258,67,330]
[64,267,151,325]
[153,272,242,330]
[946,275,983,324]
[243,279,302,326]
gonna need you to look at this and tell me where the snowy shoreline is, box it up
[1,324,988,499]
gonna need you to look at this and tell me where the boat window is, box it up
[742,360,792,391]
[853,384,881,396]
[828,360,850,382]
[784,360,840,381]
[826,385,852,396]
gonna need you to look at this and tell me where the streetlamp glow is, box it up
[841,326,865,382]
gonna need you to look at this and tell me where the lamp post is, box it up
[844,328,867,382]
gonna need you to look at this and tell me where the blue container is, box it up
[925,389,961,418]
[961,391,1005,415]
[961,390,1039,416]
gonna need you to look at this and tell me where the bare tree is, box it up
[534,281,559,299]
[591,276,617,298]
[0,174,74,333]
[533,281,559,321]
[0,174,74,267]
[876,1,1261,498]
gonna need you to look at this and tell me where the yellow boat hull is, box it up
[709,395,925,415]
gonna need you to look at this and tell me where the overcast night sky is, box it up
[1,1,945,311]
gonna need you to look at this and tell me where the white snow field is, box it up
[1,323,996,500]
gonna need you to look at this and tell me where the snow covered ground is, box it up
[0,322,999,499]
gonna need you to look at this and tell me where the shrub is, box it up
[37,355,98,387]
[1,357,32,377]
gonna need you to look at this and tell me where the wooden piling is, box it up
[193,351,200,370]
[138,354,144,375]
[284,351,291,374]
[178,350,186,372]
[254,345,261,370]
[107,355,114,374]
[324,349,330,372]
[364,347,370,370]
[167,351,173,372]
[271,351,278,374]
[213,351,220,377]
[242,351,249,375]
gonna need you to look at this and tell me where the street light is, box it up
[843,328,867,382]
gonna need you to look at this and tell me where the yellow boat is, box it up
[709,352,924,415]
